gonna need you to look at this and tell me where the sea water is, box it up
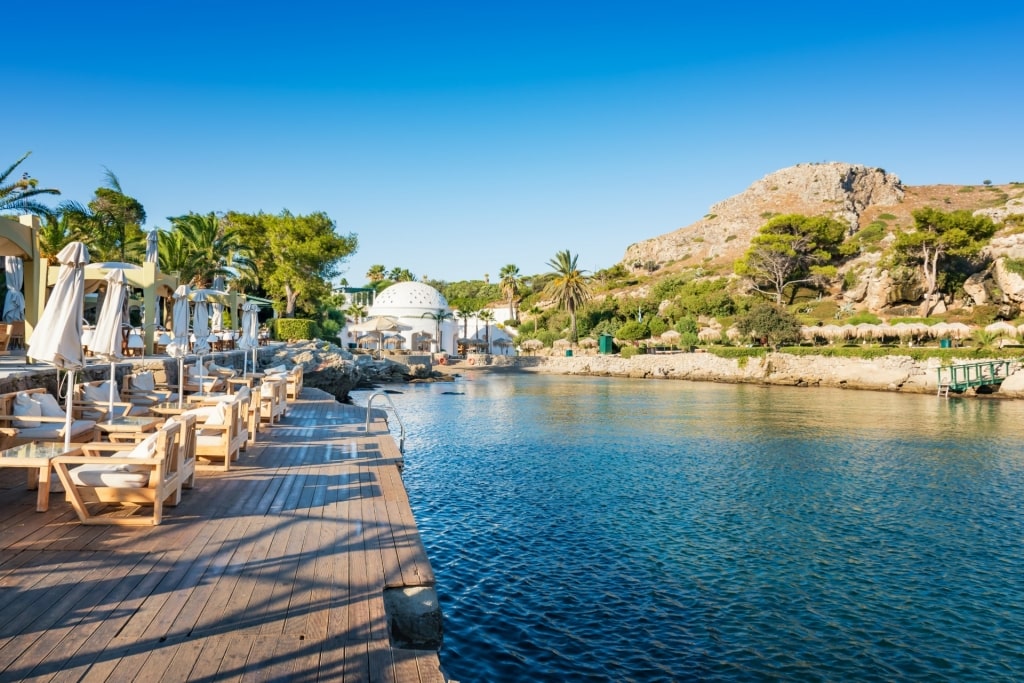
[355,374,1024,682]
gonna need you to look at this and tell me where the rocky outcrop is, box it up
[623,162,904,269]
[263,340,361,403]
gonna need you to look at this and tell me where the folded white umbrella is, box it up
[90,268,128,420]
[3,256,25,323]
[191,291,211,394]
[145,230,159,264]
[27,242,89,448]
[237,301,260,375]
[167,284,191,407]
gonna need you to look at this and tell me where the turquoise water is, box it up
[356,374,1024,682]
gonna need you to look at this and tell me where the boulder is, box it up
[263,340,361,403]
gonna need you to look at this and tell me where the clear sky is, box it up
[9,1,1024,284]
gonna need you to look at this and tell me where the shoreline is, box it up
[435,352,1024,399]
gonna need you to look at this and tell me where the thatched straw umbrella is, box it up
[660,330,681,348]
[726,326,741,342]
[578,337,597,349]
[985,321,1018,337]
[520,339,544,355]
[553,338,572,350]
[928,322,950,340]
[948,322,972,340]
[698,327,720,343]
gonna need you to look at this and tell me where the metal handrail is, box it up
[365,391,406,453]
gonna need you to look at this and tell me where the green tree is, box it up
[89,169,147,262]
[453,308,472,342]
[0,152,60,216]
[734,214,847,304]
[499,264,523,323]
[345,302,366,324]
[543,249,591,342]
[892,208,998,316]
[421,309,454,351]
[735,303,802,350]
[37,211,85,264]
[167,212,251,287]
[615,320,649,346]
[388,267,415,282]
[228,210,357,317]
[478,309,496,348]
[366,264,386,283]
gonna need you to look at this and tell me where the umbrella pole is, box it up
[64,370,75,450]
[108,361,117,423]
[177,358,184,409]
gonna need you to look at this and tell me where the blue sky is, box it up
[8,1,1024,283]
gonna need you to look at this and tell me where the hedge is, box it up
[273,318,318,341]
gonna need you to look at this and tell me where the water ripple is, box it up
[357,378,1024,682]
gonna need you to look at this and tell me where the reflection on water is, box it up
[355,375,1024,682]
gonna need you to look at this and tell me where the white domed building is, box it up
[346,281,456,354]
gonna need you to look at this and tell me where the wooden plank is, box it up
[0,387,443,682]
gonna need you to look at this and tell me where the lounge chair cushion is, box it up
[196,401,228,438]
[68,467,150,488]
[15,419,96,441]
[264,364,287,375]
[35,393,66,418]
[208,361,235,376]
[83,381,115,403]
[67,431,159,487]
[261,379,283,397]
[13,393,41,428]
[132,371,156,391]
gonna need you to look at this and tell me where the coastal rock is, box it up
[264,340,361,403]
[516,351,970,396]
[622,162,904,270]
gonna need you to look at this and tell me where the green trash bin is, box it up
[940,339,951,348]
[565,349,573,357]
[599,334,614,354]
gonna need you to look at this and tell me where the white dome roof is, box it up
[369,282,449,318]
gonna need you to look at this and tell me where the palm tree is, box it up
[37,211,86,264]
[345,302,366,324]
[479,309,496,351]
[421,309,454,352]
[544,249,591,342]
[366,264,386,283]
[499,264,523,323]
[167,212,253,287]
[454,309,473,342]
[0,152,60,216]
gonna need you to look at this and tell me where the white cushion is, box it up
[197,402,228,438]
[68,467,149,488]
[119,431,159,473]
[131,371,156,391]
[82,382,114,403]
[261,380,283,397]
[204,402,228,426]
[264,364,287,374]
[35,393,66,418]
[13,393,41,429]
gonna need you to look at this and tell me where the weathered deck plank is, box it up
[0,388,445,682]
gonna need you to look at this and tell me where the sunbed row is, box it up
[0,362,304,525]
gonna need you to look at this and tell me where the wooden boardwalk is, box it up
[0,388,446,682]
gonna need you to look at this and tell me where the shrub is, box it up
[274,318,317,340]
[619,345,640,359]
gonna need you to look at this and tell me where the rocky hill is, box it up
[618,162,1024,317]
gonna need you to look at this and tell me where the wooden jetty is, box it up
[0,388,447,682]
